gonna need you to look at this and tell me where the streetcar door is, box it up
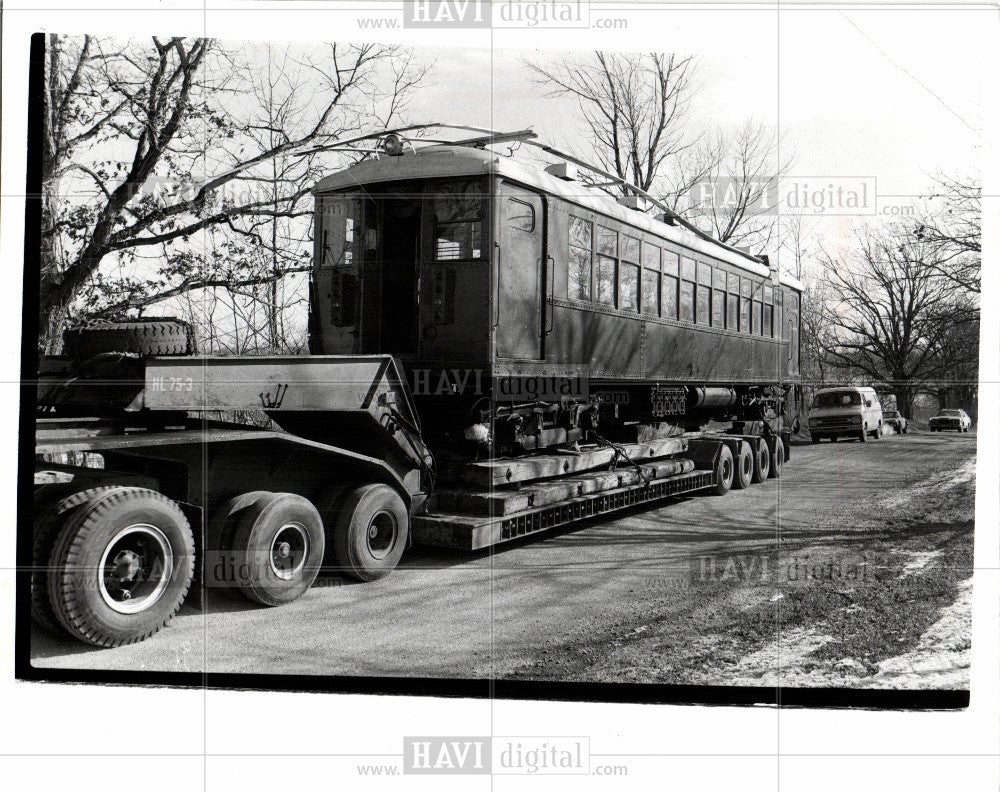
[497,185,544,360]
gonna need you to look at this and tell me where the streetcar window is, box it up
[740,294,750,333]
[595,254,616,306]
[641,243,661,315]
[713,287,726,328]
[568,245,592,301]
[727,292,739,331]
[569,215,592,249]
[435,221,482,260]
[696,284,710,325]
[662,249,679,276]
[319,197,361,330]
[642,242,660,270]
[681,257,696,281]
[567,216,592,301]
[753,291,763,335]
[622,235,640,263]
[679,280,695,323]
[727,272,740,331]
[619,262,639,312]
[432,180,484,260]
[662,274,679,319]
[596,226,618,257]
[764,303,774,337]
[642,268,660,315]
[776,291,783,339]
[505,197,535,232]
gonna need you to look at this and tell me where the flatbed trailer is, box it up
[31,349,790,646]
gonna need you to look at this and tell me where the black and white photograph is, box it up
[1,1,997,790]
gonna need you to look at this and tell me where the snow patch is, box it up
[859,578,972,689]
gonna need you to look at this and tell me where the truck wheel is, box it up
[751,440,770,483]
[32,486,117,635]
[768,436,784,479]
[711,445,735,495]
[313,483,352,573]
[204,491,273,591]
[62,319,194,359]
[229,492,325,606]
[859,425,868,442]
[875,423,883,439]
[46,487,195,647]
[810,434,821,444]
[333,483,409,581]
[732,443,753,489]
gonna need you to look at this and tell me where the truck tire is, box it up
[875,423,883,440]
[230,492,325,606]
[333,483,409,581]
[62,319,194,359]
[711,445,735,495]
[810,434,821,444]
[751,439,770,483]
[768,436,784,479]
[204,491,273,591]
[32,486,117,635]
[859,425,868,442]
[313,483,352,573]
[47,487,195,647]
[732,442,753,489]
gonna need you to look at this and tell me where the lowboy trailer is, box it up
[27,126,798,647]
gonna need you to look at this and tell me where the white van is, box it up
[808,386,883,443]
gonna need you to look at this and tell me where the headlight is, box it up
[808,418,816,427]
[850,415,862,424]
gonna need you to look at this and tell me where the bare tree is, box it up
[529,51,696,197]
[820,224,978,416]
[530,52,786,254]
[680,120,789,250]
[39,35,426,351]
[914,173,981,294]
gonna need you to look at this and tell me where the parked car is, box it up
[882,408,907,434]
[808,386,884,443]
[929,409,972,433]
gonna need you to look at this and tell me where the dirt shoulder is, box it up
[503,472,975,689]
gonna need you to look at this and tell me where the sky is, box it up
[406,10,982,194]
[396,8,983,276]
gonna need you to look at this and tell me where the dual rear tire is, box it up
[211,483,409,602]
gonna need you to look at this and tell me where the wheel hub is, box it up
[98,524,173,615]
[366,511,397,560]
[268,524,309,581]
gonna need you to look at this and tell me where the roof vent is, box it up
[654,212,677,226]
[618,195,649,212]
[544,162,577,181]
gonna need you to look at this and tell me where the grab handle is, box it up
[545,255,555,334]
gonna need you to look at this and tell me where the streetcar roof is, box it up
[313,145,804,291]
